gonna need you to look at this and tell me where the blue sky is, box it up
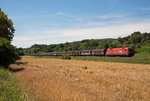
[1,0,150,48]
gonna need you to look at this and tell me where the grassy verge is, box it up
[34,56,150,64]
[0,67,32,101]
[134,47,150,57]
[34,56,62,59]
[134,52,150,57]
[72,57,150,64]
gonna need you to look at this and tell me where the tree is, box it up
[0,38,20,68]
[118,37,124,44]
[0,8,20,68]
[111,40,120,48]
[79,42,88,50]
[72,43,80,50]
[129,32,142,44]
[97,42,109,49]
[89,40,99,47]
[0,8,15,41]
[17,48,25,56]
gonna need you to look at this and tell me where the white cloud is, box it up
[135,7,150,11]
[12,20,150,48]
[98,14,125,19]
[56,12,67,16]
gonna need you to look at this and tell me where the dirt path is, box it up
[11,56,150,101]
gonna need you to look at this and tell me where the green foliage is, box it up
[129,44,135,49]
[72,43,80,51]
[129,32,142,44]
[111,40,120,48]
[0,38,20,68]
[79,42,89,50]
[0,68,23,101]
[97,42,108,49]
[62,54,71,60]
[89,40,99,47]
[17,48,25,56]
[0,8,20,68]
[0,8,15,41]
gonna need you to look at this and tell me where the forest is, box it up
[20,31,150,55]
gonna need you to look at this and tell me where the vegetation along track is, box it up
[11,56,150,101]
[75,56,150,60]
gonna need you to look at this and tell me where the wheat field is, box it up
[11,56,150,101]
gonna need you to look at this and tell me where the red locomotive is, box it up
[106,47,134,57]
[32,47,134,57]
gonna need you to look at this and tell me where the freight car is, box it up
[32,47,134,57]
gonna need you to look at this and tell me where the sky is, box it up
[0,0,150,48]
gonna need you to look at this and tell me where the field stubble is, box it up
[11,56,150,101]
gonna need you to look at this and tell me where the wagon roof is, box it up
[92,49,105,51]
[80,49,92,51]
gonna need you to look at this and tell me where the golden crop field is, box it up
[11,56,150,101]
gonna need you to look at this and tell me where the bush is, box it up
[0,37,20,68]
[62,54,71,60]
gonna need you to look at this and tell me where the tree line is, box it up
[22,31,150,54]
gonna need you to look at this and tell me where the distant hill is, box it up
[19,31,150,55]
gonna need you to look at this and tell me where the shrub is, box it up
[62,54,71,60]
[0,37,20,68]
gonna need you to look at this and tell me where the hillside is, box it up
[20,31,150,55]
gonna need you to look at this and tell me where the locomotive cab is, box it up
[127,48,135,57]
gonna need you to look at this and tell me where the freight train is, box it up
[32,47,135,57]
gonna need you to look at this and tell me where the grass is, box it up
[62,54,71,60]
[134,47,150,57]
[134,52,150,57]
[34,56,62,59]
[0,67,32,101]
[135,47,150,53]
[72,57,150,64]
[35,56,150,64]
